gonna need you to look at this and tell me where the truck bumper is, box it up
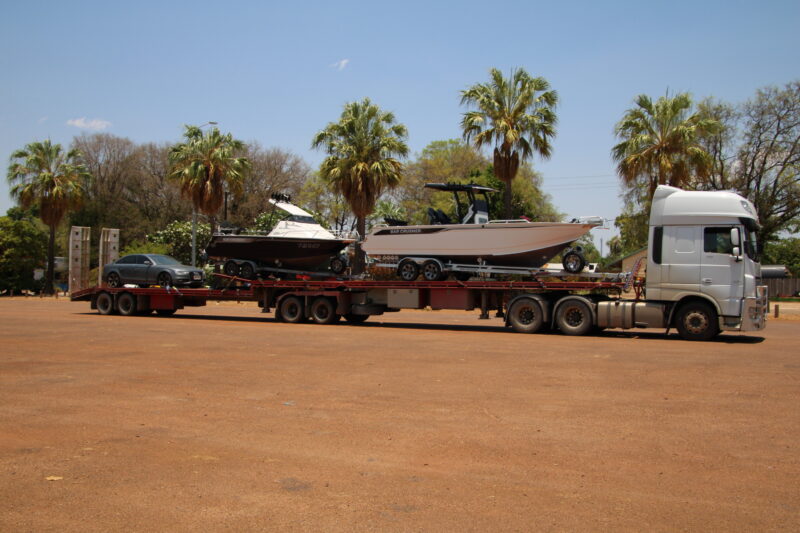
[722,285,768,332]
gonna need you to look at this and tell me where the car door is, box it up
[138,255,155,284]
[700,226,744,317]
[115,256,138,283]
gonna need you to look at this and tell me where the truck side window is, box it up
[703,227,733,254]
[652,226,663,264]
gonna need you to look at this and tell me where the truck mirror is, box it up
[732,246,742,261]
[730,227,741,246]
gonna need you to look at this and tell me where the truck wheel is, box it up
[422,260,444,281]
[106,272,122,288]
[310,297,340,325]
[329,255,347,275]
[117,292,137,316]
[508,298,544,333]
[556,299,593,336]
[239,262,256,280]
[224,260,239,277]
[675,301,720,341]
[344,313,369,324]
[562,250,586,274]
[279,296,305,323]
[96,292,114,315]
[397,259,420,281]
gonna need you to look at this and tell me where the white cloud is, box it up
[66,117,111,131]
[330,58,350,71]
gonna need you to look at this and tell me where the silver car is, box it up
[103,254,204,288]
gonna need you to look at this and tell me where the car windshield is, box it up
[149,255,182,266]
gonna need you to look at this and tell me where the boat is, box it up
[205,196,354,277]
[362,183,602,279]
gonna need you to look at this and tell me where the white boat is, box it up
[362,183,601,278]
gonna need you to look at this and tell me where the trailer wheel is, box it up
[156,309,177,317]
[223,260,239,277]
[422,260,444,281]
[397,259,420,281]
[310,297,340,325]
[675,301,719,341]
[329,255,347,275]
[239,262,256,280]
[556,299,593,335]
[96,292,114,315]
[117,292,137,316]
[344,313,369,324]
[562,250,586,274]
[279,296,305,323]
[508,298,544,333]
[106,272,122,288]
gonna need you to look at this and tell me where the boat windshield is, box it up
[285,214,317,224]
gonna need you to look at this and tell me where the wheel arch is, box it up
[668,295,721,328]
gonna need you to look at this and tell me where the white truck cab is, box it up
[645,186,767,336]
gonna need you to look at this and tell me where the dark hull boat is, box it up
[205,234,351,272]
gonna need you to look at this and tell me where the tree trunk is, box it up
[503,182,513,219]
[44,224,56,295]
[352,215,367,275]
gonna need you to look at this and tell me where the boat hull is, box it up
[363,222,595,268]
[205,235,351,271]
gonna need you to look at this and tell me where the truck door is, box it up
[700,226,744,317]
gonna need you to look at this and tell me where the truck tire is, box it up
[508,298,544,333]
[117,292,137,316]
[675,301,720,341]
[310,297,340,325]
[344,313,369,324]
[96,292,114,315]
[556,299,593,336]
[279,296,305,323]
[397,259,420,281]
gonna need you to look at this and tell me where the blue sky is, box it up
[2,0,798,253]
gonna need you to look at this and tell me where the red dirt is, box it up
[1,298,798,531]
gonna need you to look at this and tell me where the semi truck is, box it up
[72,186,768,341]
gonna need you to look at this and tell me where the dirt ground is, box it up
[1,297,798,532]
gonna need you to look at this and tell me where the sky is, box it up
[2,0,798,254]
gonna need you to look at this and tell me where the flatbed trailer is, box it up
[70,269,664,337]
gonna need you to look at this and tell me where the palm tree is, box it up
[612,93,720,201]
[7,140,89,294]
[461,67,558,218]
[312,98,409,274]
[168,125,251,265]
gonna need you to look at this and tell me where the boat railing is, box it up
[486,219,534,224]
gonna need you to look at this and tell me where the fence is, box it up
[765,278,800,298]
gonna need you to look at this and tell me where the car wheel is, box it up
[279,296,305,323]
[106,272,122,288]
[508,298,544,333]
[96,292,114,315]
[117,292,137,316]
[556,299,593,336]
[675,301,720,341]
[310,297,340,325]
[157,272,173,287]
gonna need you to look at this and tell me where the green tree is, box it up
[461,67,558,218]
[612,92,720,202]
[7,140,89,294]
[0,209,48,293]
[149,220,212,265]
[312,98,409,273]
[168,125,251,264]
